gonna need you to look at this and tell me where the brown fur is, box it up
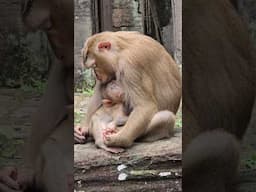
[89,80,128,153]
[89,103,127,153]
[82,31,181,147]
[183,0,256,191]
[18,0,74,191]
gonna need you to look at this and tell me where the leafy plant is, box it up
[75,69,95,93]
[82,88,94,96]
[244,153,256,169]
[0,32,50,89]
[175,116,182,129]
[20,81,47,95]
[75,111,85,125]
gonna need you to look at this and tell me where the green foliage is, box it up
[0,133,19,167]
[175,116,182,129]
[244,153,256,169]
[0,33,50,88]
[75,111,85,125]
[75,69,95,93]
[20,81,47,95]
[175,107,182,129]
[82,88,94,96]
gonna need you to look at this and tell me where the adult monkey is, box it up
[183,0,255,191]
[21,0,74,160]
[0,0,74,192]
[79,31,182,147]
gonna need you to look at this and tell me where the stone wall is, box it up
[0,1,23,65]
[0,1,23,33]
[74,0,143,70]
[112,0,143,32]
[74,0,92,84]
[74,0,144,89]
[0,1,52,87]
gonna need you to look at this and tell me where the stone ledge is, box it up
[74,131,182,192]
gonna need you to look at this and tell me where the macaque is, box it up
[74,80,128,145]
[183,0,256,191]
[88,80,128,153]
[100,80,129,128]
[81,31,181,148]
[89,102,127,153]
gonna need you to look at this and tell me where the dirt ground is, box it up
[0,88,41,168]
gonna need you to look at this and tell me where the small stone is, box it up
[159,172,171,177]
[118,173,128,181]
[117,164,127,171]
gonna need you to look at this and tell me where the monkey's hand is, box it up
[0,166,21,192]
[103,129,130,148]
[16,168,34,191]
[101,128,125,153]
[74,125,89,144]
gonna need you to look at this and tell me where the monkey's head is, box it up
[21,0,74,68]
[82,32,126,83]
[104,80,124,103]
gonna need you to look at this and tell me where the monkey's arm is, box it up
[26,62,67,167]
[81,81,102,127]
[104,67,158,147]
[115,116,129,127]
[75,89,102,143]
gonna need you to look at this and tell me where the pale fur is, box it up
[83,31,181,147]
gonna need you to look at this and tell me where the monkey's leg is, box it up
[103,103,158,147]
[104,111,174,142]
[34,116,73,192]
[27,62,67,166]
[105,115,128,130]
[115,116,129,127]
[183,130,240,192]
[140,110,175,142]
[92,115,125,153]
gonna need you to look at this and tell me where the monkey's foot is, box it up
[103,129,132,147]
[103,127,118,135]
[101,145,125,154]
[102,128,118,143]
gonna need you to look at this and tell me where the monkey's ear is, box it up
[98,41,111,51]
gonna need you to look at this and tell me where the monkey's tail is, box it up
[183,130,240,192]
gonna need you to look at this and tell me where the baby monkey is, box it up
[89,80,129,153]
